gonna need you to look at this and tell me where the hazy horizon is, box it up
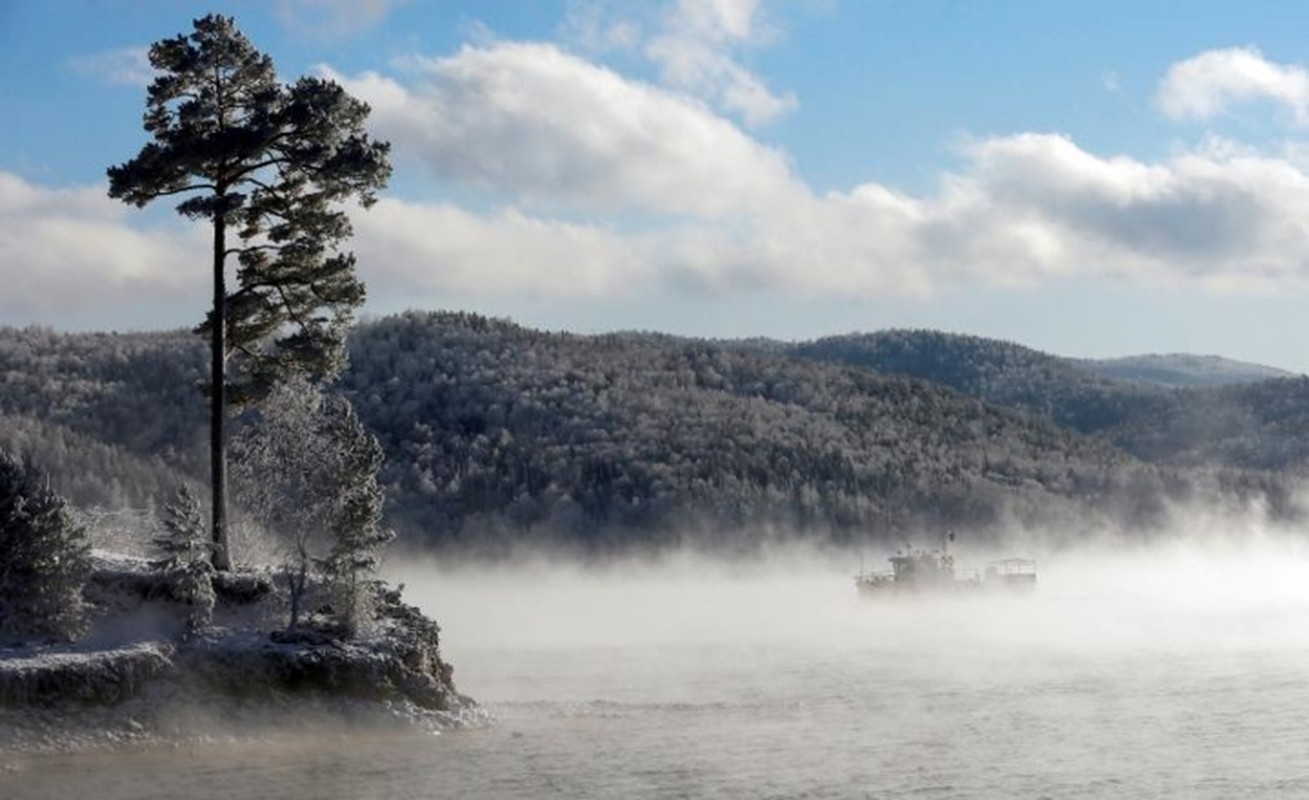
[6,309,1305,377]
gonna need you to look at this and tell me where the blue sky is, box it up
[7,1,1309,370]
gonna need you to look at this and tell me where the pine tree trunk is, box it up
[211,211,232,571]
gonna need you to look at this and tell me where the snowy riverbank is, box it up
[0,552,484,754]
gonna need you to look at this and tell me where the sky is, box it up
[7,1,1309,370]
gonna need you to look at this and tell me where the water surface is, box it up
[9,538,1309,798]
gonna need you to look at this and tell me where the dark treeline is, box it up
[0,315,1302,554]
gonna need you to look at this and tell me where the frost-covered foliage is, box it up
[341,312,1300,548]
[317,400,393,638]
[154,485,208,566]
[0,326,206,512]
[160,562,215,637]
[0,451,92,642]
[3,317,1307,555]
[152,486,214,634]
[1,556,476,746]
[231,375,392,635]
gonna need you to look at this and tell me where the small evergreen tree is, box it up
[153,485,215,634]
[154,484,210,567]
[0,452,92,642]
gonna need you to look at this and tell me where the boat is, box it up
[983,557,1038,590]
[854,535,1036,596]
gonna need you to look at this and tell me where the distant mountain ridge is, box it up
[1076,353,1298,388]
[791,329,1158,435]
[0,317,1303,554]
[789,329,1309,470]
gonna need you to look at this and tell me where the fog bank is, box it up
[389,524,1309,685]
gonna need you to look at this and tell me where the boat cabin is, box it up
[855,540,1036,596]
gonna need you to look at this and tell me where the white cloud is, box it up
[67,47,152,86]
[0,173,204,325]
[21,31,1309,332]
[563,0,796,126]
[338,131,1309,303]
[1158,46,1309,124]
[644,0,796,126]
[323,34,1309,301]
[11,120,1309,331]
[928,133,1309,288]
[352,198,665,297]
[645,36,795,127]
[328,42,803,218]
[561,1,644,52]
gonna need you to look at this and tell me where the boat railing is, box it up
[955,568,981,583]
[985,558,1037,577]
[854,569,896,584]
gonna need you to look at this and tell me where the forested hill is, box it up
[793,330,1174,435]
[337,313,1287,550]
[0,327,207,510]
[0,316,1302,554]
[790,329,1309,470]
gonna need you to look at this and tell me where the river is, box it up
[7,535,1309,798]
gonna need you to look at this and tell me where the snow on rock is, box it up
[0,642,174,706]
[0,553,479,753]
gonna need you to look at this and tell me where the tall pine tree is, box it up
[108,15,391,569]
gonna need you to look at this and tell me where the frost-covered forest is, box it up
[796,330,1309,470]
[0,313,1303,555]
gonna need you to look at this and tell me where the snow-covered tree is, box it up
[107,14,391,571]
[153,485,215,634]
[0,451,92,642]
[231,374,391,635]
[318,398,392,637]
[154,485,210,567]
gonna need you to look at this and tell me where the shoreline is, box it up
[1,551,481,756]
[0,675,491,757]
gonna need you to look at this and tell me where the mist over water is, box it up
[11,525,1309,798]
[400,528,1309,661]
[378,526,1309,797]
